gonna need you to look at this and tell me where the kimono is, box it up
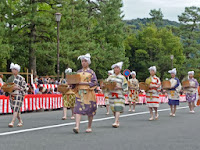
[7,75,27,113]
[167,77,180,105]
[186,78,199,102]
[146,75,161,108]
[61,79,76,108]
[103,89,110,105]
[128,78,139,103]
[74,68,98,116]
[107,73,128,113]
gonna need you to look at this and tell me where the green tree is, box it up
[178,6,200,80]
[92,0,129,78]
[149,8,164,26]
[124,24,184,81]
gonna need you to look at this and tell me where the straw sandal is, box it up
[62,117,67,120]
[17,122,23,127]
[8,122,14,128]
[86,128,92,133]
[73,127,79,134]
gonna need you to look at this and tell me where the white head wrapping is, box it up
[108,70,114,75]
[130,71,136,76]
[77,53,91,64]
[148,66,156,72]
[168,68,177,75]
[111,62,123,70]
[188,71,194,75]
[10,63,20,72]
[65,68,72,74]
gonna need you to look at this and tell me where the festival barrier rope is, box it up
[0,94,186,114]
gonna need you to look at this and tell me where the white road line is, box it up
[0,106,188,136]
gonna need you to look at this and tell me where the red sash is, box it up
[112,93,119,98]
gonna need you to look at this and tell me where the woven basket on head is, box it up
[182,80,190,88]
[139,82,149,91]
[2,83,15,93]
[66,74,81,85]
[162,80,171,89]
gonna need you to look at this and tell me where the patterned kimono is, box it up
[7,75,27,113]
[61,79,76,108]
[146,75,161,108]
[103,77,110,105]
[74,68,98,116]
[107,74,128,113]
[103,89,110,105]
[186,78,199,102]
[167,77,180,105]
[128,78,139,103]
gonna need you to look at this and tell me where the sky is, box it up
[122,0,200,21]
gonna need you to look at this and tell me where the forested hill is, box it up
[124,18,180,29]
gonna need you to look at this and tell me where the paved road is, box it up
[0,103,200,150]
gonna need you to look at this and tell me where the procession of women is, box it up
[1,53,199,134]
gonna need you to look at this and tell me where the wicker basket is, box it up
[162,80,171,89]
[65,89,75,95]
[66,74,81,85]
[128,81,131,87]
[139,82,149,91]
[103,81,117,90]
[58,85,69,94]
[182,80,190,88]
[2,83,15,93]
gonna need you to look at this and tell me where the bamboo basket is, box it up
[162,80,171,89]
[104,81,117,90]
[128,81,136,89]
[128,81,131,87]
[58,85,69,94]
[182,80,190,88]
[66,74,81,85]
[2,83,15,93]
[139,82,149,91]
[65,89,75,95]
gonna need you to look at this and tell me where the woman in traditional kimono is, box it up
[107,62,128,128]
[73,53,98,133]
[103,70,114,115]
[7,63,27,127]
[128,71,139,112]
[186,71,199,113]
[145,66,161,121]
[167,68,181,117]
[61,68,76,120]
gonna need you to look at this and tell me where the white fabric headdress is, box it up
[188,71,194,75]
[168,68,177,75]
[108,70,114,75]
[148,66,156,72]
[10,63,20,72]
[65,68,72,74]
[130,71,136,76]
[78,53,91,64]
[111,62,123,70]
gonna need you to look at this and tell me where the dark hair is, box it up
[43,89,48,94]
[39,87,43,92]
